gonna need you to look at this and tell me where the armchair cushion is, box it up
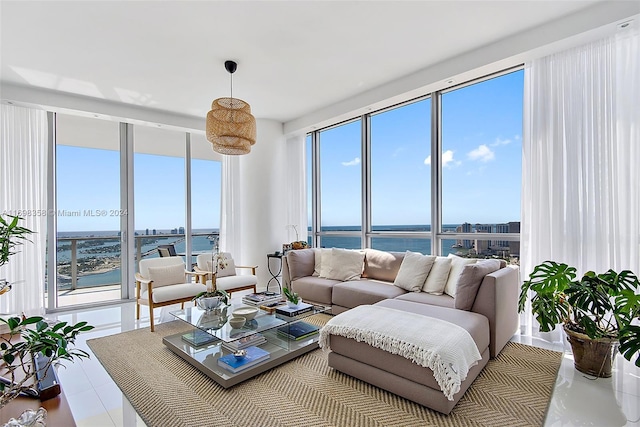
[139,257,185,281]
[140,283,205,303]
[207,275,257,291]
[147,264,186,288]
[215,252,236,278]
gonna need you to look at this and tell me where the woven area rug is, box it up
[87,315,562,427]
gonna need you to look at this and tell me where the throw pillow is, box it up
[319,248,333,278]
[147,264,185,288]
[422,256,452,294]
[443,254,477,297]
[454,260,502,310]
[288,249,316,280]
[325,248,365,281]
[313,248,327,277]
[393,251,436,292]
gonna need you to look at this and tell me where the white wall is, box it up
[238,119,287,288]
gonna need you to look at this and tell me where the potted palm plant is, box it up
[519,260,640,377]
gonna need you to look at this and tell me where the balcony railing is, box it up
[55,232,219,292]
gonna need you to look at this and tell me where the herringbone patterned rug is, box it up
[87,315,562,427]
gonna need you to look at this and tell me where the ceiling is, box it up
[0,1,637,126]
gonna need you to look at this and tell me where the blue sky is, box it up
[316,69,523,226]
[57,70,522,233]
[56,147,220,232]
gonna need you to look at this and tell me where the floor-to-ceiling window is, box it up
[440,69,523,262]
[48,118,221,310]
[307,68,523,260]
[318,119,362,249]
[54,114,122,307]
[370,98,431,254]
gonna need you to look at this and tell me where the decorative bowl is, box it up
[232,306,258,320]
[229,316,246,329]
[287,300,301,308]
[196,296,224,311]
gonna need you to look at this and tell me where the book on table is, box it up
[217,346,270,373]
[276,321,320,341]
[221,333,266,352]
[181,329,218,347]
[242,292,283,306]
[275,302,313,317]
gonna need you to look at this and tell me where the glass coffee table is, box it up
[162,302,329,388]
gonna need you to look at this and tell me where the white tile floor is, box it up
[48,297,640,427]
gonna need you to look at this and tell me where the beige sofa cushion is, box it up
[444,254,477,297]
[393,251,435,292]
[313,248,330,277]
[362,249,405,282]
[454,260,501,311]
[291,276,340,306]
[326,248,364,281]
[395,292,454,308]
[332,280,406,309]
[422,256,452,295]
[287,248,316,280]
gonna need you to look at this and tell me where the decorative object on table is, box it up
[258,302,283,314]
[283,286,300,308]
[0,215,95,410]
[3,406,47,427]
[233,349,247,359]
[217,345,270,373]
[206,60,256,155]
[519,260,640,377]
[229,316,246,329]
[276,321,320,341]
[192,281,229,312]
[232,306,258,321]
[195,306,229,331]
[221,333,266,352]
[287,225,308,250]
[275,302,314,318]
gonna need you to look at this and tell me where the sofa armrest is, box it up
[471,266,520,358]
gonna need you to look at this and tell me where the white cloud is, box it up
[424,150,459,168]
[467,144,495,162]
[490,137,512,147]
[341,157,361,167]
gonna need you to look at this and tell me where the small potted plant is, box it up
[193,287,229,311]
[283,287,300,308]
[519,260,640,377]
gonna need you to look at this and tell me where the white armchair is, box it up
[135,256,204,331]
[194,252,258,297]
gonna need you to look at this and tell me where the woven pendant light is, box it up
[206,61,256,155]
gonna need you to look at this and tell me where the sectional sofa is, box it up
[282,247,520,414]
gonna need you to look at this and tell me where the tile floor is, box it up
[47,295,640,427]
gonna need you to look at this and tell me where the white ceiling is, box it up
[1,1,638,127]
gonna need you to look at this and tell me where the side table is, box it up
[266,253,283,293]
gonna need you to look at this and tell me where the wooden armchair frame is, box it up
[135,269,200,332]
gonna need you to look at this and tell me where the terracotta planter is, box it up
[564,325,619,378]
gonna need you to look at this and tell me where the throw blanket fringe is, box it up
[319,305,482,400]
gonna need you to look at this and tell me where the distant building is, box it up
[494,223,509,247]
[145,228,149,235]
[178,226,185,234]
[509,221,521,256]
[171,228,178,234]
[152,229,157,235]
[473,224,491,254]
[456,222,473,249]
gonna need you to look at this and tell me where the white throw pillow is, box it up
[325,248,365,281]
[444,254,477,297]
[393,251,436,292]
[422,256,452,295]
[206,252,236,277]
[313,248,326,277]
[147,264,185,288]
[319,248,333,278]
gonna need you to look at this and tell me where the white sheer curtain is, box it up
[219,155,242,256]
[285,135,308,243]
[0,105,48,316]
[522,28,640,332]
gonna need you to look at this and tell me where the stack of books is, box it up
[276,321,320,341]
[275,302,314,319]
[221,333,266,352]
[242,292,283,307]
[217,346,270,373]
[181,329,218,347]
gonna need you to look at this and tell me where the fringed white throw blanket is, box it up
[319,305,482,400]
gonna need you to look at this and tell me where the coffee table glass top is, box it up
[170,303,328,343]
